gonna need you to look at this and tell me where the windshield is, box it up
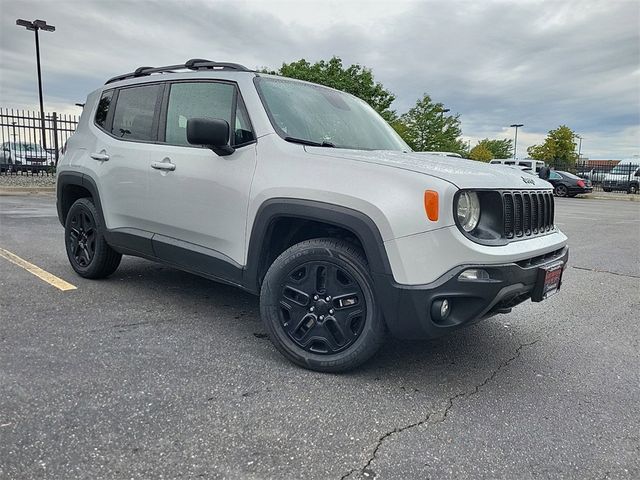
[255,76,410,151]
[610,163,639,175]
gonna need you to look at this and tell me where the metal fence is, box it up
[550,160,639,194]
[0,108,78,175]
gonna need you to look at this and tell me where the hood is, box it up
[304,147,551,190]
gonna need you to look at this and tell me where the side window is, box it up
[166,82,234,146]
[95,90,113,130]
[234,97,255,146]
[549,171,562,180]
[111,84,162,141]
[164,82,254,147]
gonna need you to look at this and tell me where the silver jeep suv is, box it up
[57,59,568,372]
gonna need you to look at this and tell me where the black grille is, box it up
[503,191,554,239]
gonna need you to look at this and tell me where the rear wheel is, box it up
[65,198,122,279]
[629,184,638,194]
[260,238,385,372]
[554,184,568,197]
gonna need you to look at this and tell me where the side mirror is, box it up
[538,166,550,180]
[187,118,234,156]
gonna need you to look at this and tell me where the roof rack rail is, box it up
[105,59,251,85]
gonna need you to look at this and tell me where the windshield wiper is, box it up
[284,136,335,148]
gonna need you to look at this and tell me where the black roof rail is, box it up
[105,59,251,85]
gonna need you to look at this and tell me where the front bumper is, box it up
[374,246,569,340]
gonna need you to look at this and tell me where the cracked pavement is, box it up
[1,194,639,479]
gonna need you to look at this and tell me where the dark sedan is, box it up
[548,170,593,197]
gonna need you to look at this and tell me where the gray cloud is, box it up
[1,0,638,158]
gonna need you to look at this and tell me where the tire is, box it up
[629,184,638,194]
[554,184,568,197]
[65,198,122,279]
[260,238,386,372]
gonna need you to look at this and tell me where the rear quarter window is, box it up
[94,90,113,130]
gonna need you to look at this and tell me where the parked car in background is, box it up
[548,170,593,197]
[0,142,54,171]
[602,159,640,194]
[490,158,546,173]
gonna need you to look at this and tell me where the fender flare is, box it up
[56,171,105,227]
[243,198,393,293]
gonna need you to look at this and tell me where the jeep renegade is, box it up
[57,59,568,372]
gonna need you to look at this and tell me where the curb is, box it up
[580,193,639,202]
[0,187,56,195]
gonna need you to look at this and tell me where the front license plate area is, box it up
[531,262,564,302]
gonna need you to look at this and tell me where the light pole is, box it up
[576,135,583,161]
[510,123,524,159]
[16,18,55,151]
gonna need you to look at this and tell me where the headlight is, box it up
[456,191,480,232]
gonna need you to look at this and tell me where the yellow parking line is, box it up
[0,247,77,291]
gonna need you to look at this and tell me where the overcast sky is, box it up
[1,0,638,158]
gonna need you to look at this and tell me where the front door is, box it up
[144,81,257,281]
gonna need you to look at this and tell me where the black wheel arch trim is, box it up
[57,171,106,228]
[243,198,393,294]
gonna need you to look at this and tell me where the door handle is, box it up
[151,161,176,171]
[90,152,109,161]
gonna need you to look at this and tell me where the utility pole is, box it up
[16,19,55,151]
[510,123,524,159]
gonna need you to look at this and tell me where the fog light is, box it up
[458,268,490,281]
[431,298,451,322]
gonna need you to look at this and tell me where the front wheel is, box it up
[260,238,386,372]
[65,198,122,279]
[629,184,638,194]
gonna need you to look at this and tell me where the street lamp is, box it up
[16,18,55,151]
[510,123,524,159]
[576,135,583,161]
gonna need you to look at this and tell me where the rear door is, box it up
[144,80,257,279]
[90,83,163,255]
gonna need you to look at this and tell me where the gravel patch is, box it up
[0,173,56,187]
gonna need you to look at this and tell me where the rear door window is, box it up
[111,84,162,141]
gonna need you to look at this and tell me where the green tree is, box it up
[266,57,396,120]
[475,138,513,159]
[468,143,494,162]
[527,125,578,166]
[396,94,466,154]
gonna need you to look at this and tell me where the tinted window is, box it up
[549,171,562,180]
[166,82,245,147]
[95,90,113,130]
[111,84,162,141]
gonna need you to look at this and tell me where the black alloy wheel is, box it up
[279,261,366,355]
[64,198,122,278]
[68,208,96,267]
[555,184,568,197]
[260,238,385,372]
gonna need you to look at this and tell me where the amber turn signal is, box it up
[424,190,439,221]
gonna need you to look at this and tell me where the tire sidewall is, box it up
[555,185,567,197]
[260,241,384,372]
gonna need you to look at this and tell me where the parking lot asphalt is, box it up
[1,194,639,480]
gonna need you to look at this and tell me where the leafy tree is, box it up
[469,143,494,162]
[266,57,396,120]
[527,125,578,166]
[396,94,466,154]
[476,138,512,159]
